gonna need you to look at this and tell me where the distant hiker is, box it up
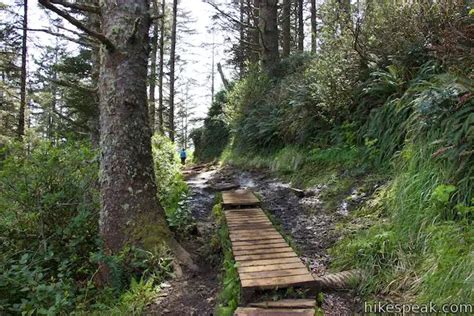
[180,148,187,165]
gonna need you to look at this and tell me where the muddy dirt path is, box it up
[147,167,220,316]
[149,165,358,315]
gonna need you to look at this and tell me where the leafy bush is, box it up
[0,141,177,314]
[152,134,193,234]
[0,141,100,314]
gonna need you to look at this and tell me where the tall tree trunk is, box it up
[87,0,100,148]
[310,0,317,53]
[217,62,229,90]
[168,0,178,142]
[18,0,27,139]
[158,0,165,134]
[297,0,303,51]
[282,0,291,57]
[259,0,279,75]
[238,0,245,76]
[251,0,260,63]
[211,33,215,103]
[98,0,196,276]
[149,0,159,133]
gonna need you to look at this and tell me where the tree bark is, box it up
[259,0,279,75]
[281,0,291,57]
[217,62,229,90]
[149,0,159,133]
[168,0,178,142]
[310,0,317,53]
[238,0,245,76]
[297,0,303,52]
[158,0,165,134]
[18,0,28,139]
[98,0,196,273]
[251,0,260,63]
[87,0,100,148]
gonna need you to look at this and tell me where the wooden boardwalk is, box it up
[222,190,317,291]
[222,189,260,208]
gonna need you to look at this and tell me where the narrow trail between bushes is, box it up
[148,164,359,315]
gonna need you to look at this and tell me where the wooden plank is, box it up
[225,214,267,219]
[235,252,297,261]
[229,229,276,234]
[227,220,270,226]
[228,224,275,230]
[225,214,267,218]
[249,299,315,309]
[238,262,306,273]
[226,217,269,222]
[240,274,317,289]
[232,246,293,256]
[232,242,290,251]
[227,220,272,225]
[239,268,311,280]
[229,229,278,235]
[226,208,262,212]
[222,190,260,206]
[225,214,266,218]
[230,234,283,242]
[225,210,264,215]
[232,239,286,247]
[230,232,277,239]
[238,257,302,267]
[225,208,262,212]
[226,217,269,223]
[234,307,314,316]
[229,231,282,238]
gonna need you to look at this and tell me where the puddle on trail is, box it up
[185,169,217,220]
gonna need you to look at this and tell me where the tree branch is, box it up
[38,0,115,51]
[51,78,97,93]
[205,1,255,29]
[50,0,101,15]
[53,108,89,130]
[27,28,93,46]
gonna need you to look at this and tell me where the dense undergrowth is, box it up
[194,2,473,306]
[0,134,191,314]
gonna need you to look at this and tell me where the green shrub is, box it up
[0,141,177,314]
[152,134,193,234]
[0,141,100,314]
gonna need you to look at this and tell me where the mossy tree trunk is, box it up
[297,0,303,51]
[98,0,196,275]
[310,0,317,54]
[281,0,291,58]
[18,0,27,139]
[168,0,178,142]
[259,0,280,75]
[149,0,159,133]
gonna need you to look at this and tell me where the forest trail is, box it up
[150,165,358,315]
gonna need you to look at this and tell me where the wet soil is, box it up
[147,167,219,316]
[148,164,360,315]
